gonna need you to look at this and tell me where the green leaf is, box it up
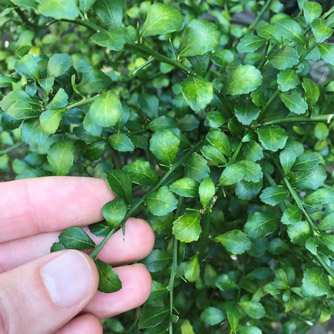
[237,34,266,53]
[206,129,231,157]
[89,221,111,237]
[6,99,40,120]
[14,54,39,80]
[102,198,127,228]
[319,43,334,65]
[260,186,289,206]
[79,0,96,12]
[239,301,265,320]
[46,88,68,110]
[238,326,262,334]
[184,256,200,282]
[287,221,311,245]
[94,0,123,29]
[109,133,134,152]
[181,76,213,113]
[47,140,74,176]
[225,65,262,96]
[243,141,263,162]
[219,162,245,186]
[305,236,319,255]
[320,234,334,253]
[279,148,297,175]
[242,160,263,183]
[40,109,63,135]
[199,177,215,207]
[148,116,176,132]
[178,18,221,57]
[77,68,111,95]
[47,53,72,78]
[301,267,330,297]
[170,178,199,197]
[172,212,201,243]
[270,46,300,70]
[215,274,238,292]
[123,160,158,187]
[235,180,263,201]
[91,28,134,51]
[280,90,308,115]
[38,0,79,20]
[106,169,132,205]
[59,226,95,250]
[142,249,172,272]
[290,165,326,190]
[146,186,178,216]
[304,1,322,24]
[216,229,251,255]
[206,111,226,128]
[225,303,240,331]
[292,153,321,171]
[244,212,279,239]
[201,307,225,326]
[149,130,180,166]
[275,19,304,45]
[277,69,299,92]
[234,99,261,125]
[257,126,288,152]
[318,211,334,231]
[95,259,122,293]
[302,78,320,108]
[311,18,333,43]
[138,307,169,329]
[305,188,334,206]
[184,152,210,183]
[138,94,159,119]
[314,123,329,141]
[50,242,65,252]
[89,91,123,127]
[200,145,227,164]
[10,0,38,9]
[281,205,301,225]
[141,3,184,37]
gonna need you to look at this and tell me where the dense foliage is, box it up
[1,0,334,333]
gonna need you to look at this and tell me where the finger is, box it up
[0,250,98,334]
[0,177,114,243]
[0,218,155,273]
[85,264,152,319]
[55,314,103,334]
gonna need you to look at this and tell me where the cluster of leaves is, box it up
[1,0,334,333]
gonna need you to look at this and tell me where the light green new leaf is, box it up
[59,227,95,250]
[184,256,200,282]
[219,162,245,186]
[275,19,305,45]
[301,267,330,297]
[184,152,210,183]
[314,123,329,141]
[312,18,333,43]
[123,160,158,187]
[225,65,262,96]
[47,140,74,176]
[38,0,79,20]
[146,186,178,216]
[138,307,169,329]
[277,69,299,92]
[170,178,199,197]
[304,1,322,24]
[91,28,134,51]
[279,148,297,175]
[14,54,39,80]
[302,78,320,107]
[258,126,288,152]
[270,46,300,70]
[106,169,132,205]
[243,141,263,162]
[109,133,134,152]
[95,259,122,293]
[199,177,215,207]
[46,88,68,110]
[206,129,231,157]
[172,212,201,243]
[141,3,183,37]
[239,301,265,320]
[244,212,279,239]
[94,0,123,29]
[260,186,289,206]
[237,34,266,53]
[47,53,72,78]
[201,307,225,326]
[318,211,334,231]
[149,130,180,165]
[201,145,227,165]
[178,18,221,57]
[234,99,261,125]
[318,43,334,65]
[280,90,308,115]
[40,109,63,135]
[102,198,127,228]
[287,221,311,245]
[181,76,213,113]
[216,229,251,255]
[305,188,334,206]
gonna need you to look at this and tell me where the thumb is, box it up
[0,250,99,334]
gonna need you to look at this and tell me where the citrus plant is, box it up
[1,0,334,333]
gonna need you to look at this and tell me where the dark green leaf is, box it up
[91,28,134,51]
[270,46,300,70]
[109,133,134,152]
[142,249,172,272]
[200,145,227,164]
[206,129,231,157]
[237,34,266,53]
[280,148,297,175]
[95,259,122,293]
[170,177,199,197]
[304,1,322,24]
[138,307,169,329]
[287,221,311,244]
[172,212,201,243]
[311,18,333,43]
[38,0,79,20]
[89,221,111,237]
[238,326,262,334]
[235,180,263,200]
[225,303,240,331]
[275,19,304,45]
[302,78,320,108]
[243,141,263,162]
[234,99,261,125]
[319,43,334,65]
[184,152,210,183]
[206,111,226,128]
[102,198,127,228]
[46,88,68,110]
[277,69,299,92]
[14,54,39,80]
[47,53,72,78]
[239,301,265,319]
[184,255,200,282]
[280,90,308,115]
[199,177,215,207]
[260,186,289,206]
[281,205,301,225]
[215,274,238,291]
[201,307,225,326]
[138,94,159,119]
[292,153,321,171]
[290,165,326,190]
[123,160,158,187]
[244,212,279,239]
[59,226,95,250]
[301,267,330,297]
[50,242,66,252]
[219,162,245,186]
[258,126,288,152]
[146,186,178,216]
[94,0,123,29]
[106,169,132,205]
[305,188,334,206]
[318,211,334,230]
[216,229,251,255]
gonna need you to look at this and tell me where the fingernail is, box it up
[41,251,93,307]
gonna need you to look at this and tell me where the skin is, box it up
[0,177,155,334]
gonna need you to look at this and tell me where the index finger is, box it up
[0,177,115,243]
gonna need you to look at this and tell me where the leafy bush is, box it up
[1,0,334,333]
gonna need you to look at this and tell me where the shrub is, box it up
[1,0,334,333]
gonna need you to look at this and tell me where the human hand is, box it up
[0,177,155,334]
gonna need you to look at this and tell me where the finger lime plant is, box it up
[1,0,334,333]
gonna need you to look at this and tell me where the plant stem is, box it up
[258,39,270,71]
[228,142,242,165]
[261,88,279,116]
[90,140,203,260]
[0,143,22,155]
[14,6,38,28]
[66,95,100,110]
[169,238,178,334]
[260,114,334,126]
[248,0,273,31]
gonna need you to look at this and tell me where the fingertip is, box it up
[55,313,103,334]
